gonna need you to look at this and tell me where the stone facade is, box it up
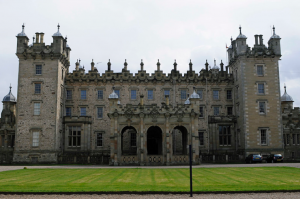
[0,25,299,165]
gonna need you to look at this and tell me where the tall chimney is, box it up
[91,59,95,71]
[254,35,259,45]
[40,33,44,43]
[35,33,40,43]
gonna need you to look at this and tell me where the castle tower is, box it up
[228,27,283,156]
[14,24,71,163]
[281,85,294,111]
[0,85,17,163]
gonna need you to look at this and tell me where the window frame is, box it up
[260,129,267,145]
[97,90,104,100]
[34,83,41,94]
[257,65,264,76]
[97,107,103,119]
[148,89,154,100]
[199,106,204,118]
[35,65,42,75]
[66,107,72,116]
[227,106,233,115]
[130,132,137,147]
[96,132,103,147]
[213,106,220,116]
[66,90,72,100]
[33,102,41,116]
[258,83,265,94]
[131,89,137,100]
[213,90,219,100]
[164,89,170,99]
[259,101,266,114]
[32,132,39,147]
[219,126,231,146]
[226,90,232,100]
[80,107,87,116]
[199,131,204,146]
[180,90,187,100]
[81,90,87,100]
[68,126,81,147]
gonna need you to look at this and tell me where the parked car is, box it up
[266,154,283,163]
[245,154,262,163]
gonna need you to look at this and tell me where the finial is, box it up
[173,59,177,69]
[273,25,275,35]
[214,59,216,66]
[157,59,160,65]
[284,83,286,93]
[124,59,128,67]
[57,23,60,31]
[33,36,35,43]
[239,25,242,34]
[230,37,233,42]
[79,59,81,64]
[9,84,12,92]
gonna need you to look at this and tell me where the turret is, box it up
[16,24,29,54]
[268,26,281,55]
[236,26,248,55]
[281,85,293,111]
[1,85,17,127]
[52,24,64,53]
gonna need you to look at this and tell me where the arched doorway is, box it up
[147,126,162,155]
[121,126,137,155]
[172,126,188,155]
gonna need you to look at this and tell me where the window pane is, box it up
[131,133,137,147]
[80,107,86,116]
[213,90,219,100]
[97,107,103,118]
[199,107,204,117]
[227,107,233,115]
[34,103,40,115]
[148,90,153,100]
[98,90,103,99]
[261,129,267,145]
[32,132,39,147]
[257,65,263,75]
[199,132,204,145]
[66,107,71,116]
[81,90,87,99]
[97,133,103,147]
[181,90,187,100]
[258,84,264,94]
[131,90,137,100]
[36,65,42,74]
[227,90,232,99]
[259,102,265,113]
[197,90,203,99]
[35,84,41,94]
[115,90,120,98]
[66,90,72,100]
[164,90,170,98]
[214,107,219,116]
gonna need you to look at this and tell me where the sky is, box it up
[0,0,300,106]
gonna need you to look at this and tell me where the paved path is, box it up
[1,192,300,199]
[1,163,300,172]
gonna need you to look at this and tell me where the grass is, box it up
[0,167,299,192]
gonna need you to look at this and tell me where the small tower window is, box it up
[35,83,41,94]
[36,65,42,75]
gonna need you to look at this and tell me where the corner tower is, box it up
[14,24,71,163]
[228,26,283,157]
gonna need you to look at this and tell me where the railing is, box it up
[172,155,189,164]
[147,155,163,163]
[58,154,110,164]
[121,156,138,164]
[200,154,242,163]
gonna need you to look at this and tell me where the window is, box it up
[227,90,232,100]
[131,90,137,100]
[219,126,231,146]
[164,90,170,98]
[292,134,296,145]
[97,90,103,100]
[261,129,267,145]
[297,134,300,145]
[286,134,290,145]
[35,83,41,94]
[148,90,153,100]
[115,90,120,98]
[32,132,39,147]
[81,90,87,99]
[96,133,103,147]
[181,90,187,100]
[257,65,264,76]
[199,106,204,118]
[258,83,265,94]
[197,90,203,99]
[7,135,15,148]
[34,103,40,115]
[36,65,42,75]
[259,102,266,114]
[199,132,204,146]
[131,133,137,147]
[213,107,220,116]
[80,107,86,116]
[61,69,64,80]
[66,107,71,116]
[97,107,103,119]
[227,107,233,115]
[213,90,219,100]
[68,126,81,147]
[66,90,72,100]
[0,135,4,147]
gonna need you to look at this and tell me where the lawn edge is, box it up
[1,190,300,195]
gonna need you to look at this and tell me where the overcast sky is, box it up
[1,0,300,107]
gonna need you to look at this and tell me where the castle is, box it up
[0,25,299,165]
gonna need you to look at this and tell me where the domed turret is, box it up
[211,59,219,70]
[236,26,247,39]
[281,85,293,102]
[270,25,281,39]
[17,24,27,37]
[2,85,16,103]
[53,24,63,37]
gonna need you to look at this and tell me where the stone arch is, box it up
[147,126,163,155]
[121,126,137,155]
[172,125,188,155]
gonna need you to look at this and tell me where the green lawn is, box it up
[0,167,299,192]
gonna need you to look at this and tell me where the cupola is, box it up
[2,85,16,103]
[281,85,293,102]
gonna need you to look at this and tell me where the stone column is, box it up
[165,113,171,165]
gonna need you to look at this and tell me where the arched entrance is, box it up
[173,126,188,155]
[121,126,137,155]
[147,126,162,155]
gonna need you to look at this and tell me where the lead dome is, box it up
[17,24,27,37]
[53,24,63,37]
[281,85,293,102]
[2,85,16,102]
